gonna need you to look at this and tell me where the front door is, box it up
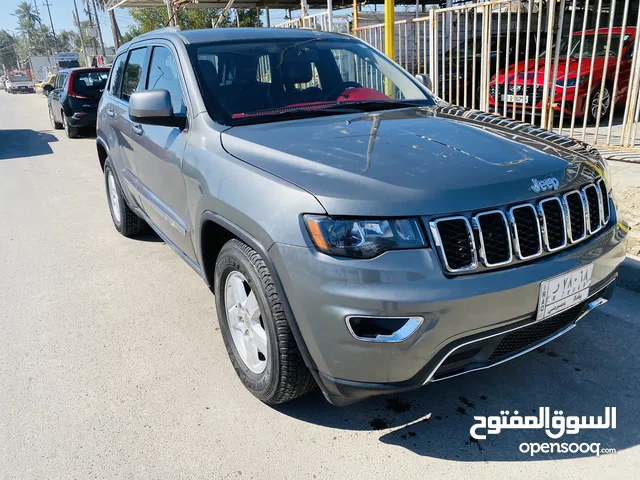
[130,44,195,261]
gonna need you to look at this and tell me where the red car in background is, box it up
[488,27,636,123]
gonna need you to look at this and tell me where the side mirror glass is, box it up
[415,73,433,91]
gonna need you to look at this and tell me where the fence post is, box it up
[384,0,395,60]
[352,0,358,30]
[540,1,557,130]
[429,9,437,96]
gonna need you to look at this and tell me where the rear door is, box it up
[100,49,147,207]
[130,42,195,260]
[49,72,68,123]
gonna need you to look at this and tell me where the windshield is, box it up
[73,70,109,98]
[189,37,435,125]
[545,33,631,58]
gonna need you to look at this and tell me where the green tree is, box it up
[0,30,19,69]
[122,7,232,43]
[235,9,262,27]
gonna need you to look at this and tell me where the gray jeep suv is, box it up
[96,27,627,406]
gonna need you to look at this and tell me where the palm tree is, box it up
[12,1,41,48]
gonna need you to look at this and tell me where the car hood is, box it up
[221,105,605,217]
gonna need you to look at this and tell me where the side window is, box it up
[108,53,126,96]
[256,55,271,84]
[146,46,186,115]
[121,47,147,102]
[55,73,66,89]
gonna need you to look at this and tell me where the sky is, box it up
[0,1,377,49]
[1,0,139,48]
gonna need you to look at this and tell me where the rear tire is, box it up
[104,160,146,237]
[214,239,316,404]
[62,113,78,138]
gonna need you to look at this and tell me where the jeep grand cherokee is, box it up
[96,27,627,406]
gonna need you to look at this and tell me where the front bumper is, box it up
[269,220,627,405]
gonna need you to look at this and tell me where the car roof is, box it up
[57,67,110,74]
[576,27,637,36]
[119,26,349,53]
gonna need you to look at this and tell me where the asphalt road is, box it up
[1,92,639,479]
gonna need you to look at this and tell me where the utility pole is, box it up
[108,9,122,48]
[84,0,98,56]
[91,0,106,57]
[32,0,53,68]
[43,1,58,51]
[72,0,87,66]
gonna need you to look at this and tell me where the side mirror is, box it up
[415,73,433,91]
[129,89,186,129]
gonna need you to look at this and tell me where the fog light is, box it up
[346,315,423,342]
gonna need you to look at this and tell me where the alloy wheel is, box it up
[107,170,121,224]
[224,271,267,374]
[591,87,611,119]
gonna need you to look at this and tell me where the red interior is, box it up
[232,87,390,119]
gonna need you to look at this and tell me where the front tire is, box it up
[104,161,146,237]
[214,239,316,404]
[587,84,611,125]
[49,104,62,129]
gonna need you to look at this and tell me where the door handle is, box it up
[106,108,115,117]
[132,123,144,136]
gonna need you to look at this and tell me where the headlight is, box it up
[304,215,427,258]
[556,75,589,87]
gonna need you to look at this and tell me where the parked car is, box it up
[441,32,541,107]
[5,72,35,94]
[35,73,57,96]
[97,27,626,406]
[48,67,110,138]
[489,27,637,123]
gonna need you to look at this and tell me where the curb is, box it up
[617,254,640,293]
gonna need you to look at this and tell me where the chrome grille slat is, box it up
[430,178,612,274]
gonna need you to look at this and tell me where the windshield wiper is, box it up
[231,101,423,126]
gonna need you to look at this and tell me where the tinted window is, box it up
[121,48,147,101]
[55,73,67,89]
[108,53,126,96]
[190,38,434,125]
[10,74,29,82]
[72,70,109,98]
[146,46,186,115]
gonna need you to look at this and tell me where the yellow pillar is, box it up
[352,0,358,30]
[384,0,395,61]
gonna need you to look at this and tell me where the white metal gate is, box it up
[349,0,640,150]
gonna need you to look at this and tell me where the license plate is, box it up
[537,264,594,320]
[502,94,529,104]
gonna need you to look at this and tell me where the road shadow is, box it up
[0,129,58,160]
[273,307,640,461]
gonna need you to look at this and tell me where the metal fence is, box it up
[347,1,640,150]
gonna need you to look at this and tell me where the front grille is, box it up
[563,191,586,242]
[540,198,567,250]
[488,302,584,360]
[491,84,545,106]
[432,217,475,271]
[474,211,512,265]
[583,184,601,233]
[598,179,610,222]
[430,178,611,273]
[510,205,541,259]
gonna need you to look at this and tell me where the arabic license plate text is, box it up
[503,94,529,104]
[537,264,594,320]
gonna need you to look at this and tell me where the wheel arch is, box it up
[198,211,321,381]
[96,139,108,171]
